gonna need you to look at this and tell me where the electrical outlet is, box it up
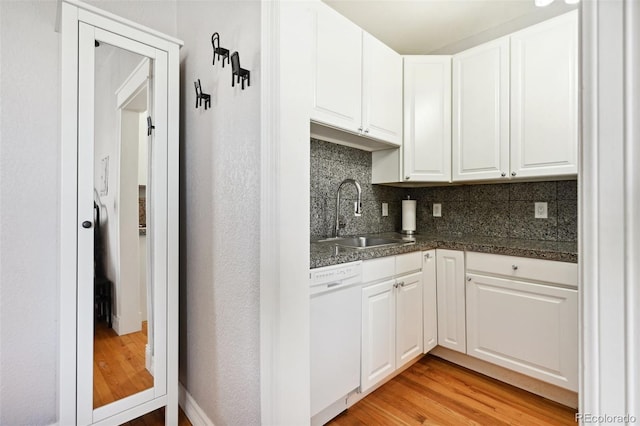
[433,203,442,217]
[535,202,548,219]
[381,203,388,217]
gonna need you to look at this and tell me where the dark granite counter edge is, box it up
[311,239,577,269]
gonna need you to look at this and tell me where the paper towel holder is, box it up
[401,196,417,235]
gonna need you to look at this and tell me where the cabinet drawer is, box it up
[466,252,577,288]
[395,252,422,276]
[362,256,395,283]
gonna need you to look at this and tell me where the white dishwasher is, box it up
[310,261,362,425]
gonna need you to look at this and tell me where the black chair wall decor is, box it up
[206,32,251,94]
[231,52,250,90]
[211,32,230,67]
[194,79,211,109]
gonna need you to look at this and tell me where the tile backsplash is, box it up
[310,139,577,242]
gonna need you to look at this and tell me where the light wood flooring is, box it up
[328,355,577,426]
[94,321,153,408]
[122,407,192,426]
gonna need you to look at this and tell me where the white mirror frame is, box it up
[58,1,181,424]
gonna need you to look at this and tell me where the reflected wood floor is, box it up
[94,321,153,408]
[123,406,192,426]
[328,355,577,426]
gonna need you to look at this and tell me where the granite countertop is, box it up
[310,232,578,269]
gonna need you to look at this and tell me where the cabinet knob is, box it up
[82,221,92,229]
[357,127,363,132]
[512,264,518,270]
[398,281,405,287]
[501,172,506,177]
[405,176,410,181]
[467,276,472,282]
[424,253,431,259]
[511,171,517,177]
[364,129,369,134]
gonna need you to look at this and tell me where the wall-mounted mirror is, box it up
[92,41,154,409]
[59,1,181,424]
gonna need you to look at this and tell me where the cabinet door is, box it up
[361,279,396,392]
[396,272,424,369]
[510,11,578,178]
[466,273,578,391]
[403,56,452,182]
[362,33,403,145]
[422,250,438,353]
[436,249,466,353]
[310,3,362,133]
[452,38,510,181]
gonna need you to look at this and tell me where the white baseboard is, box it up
[179,383,215,426]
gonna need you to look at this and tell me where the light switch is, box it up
[433,203,442,217]
[381,202,388,217]
[535,202,548,219]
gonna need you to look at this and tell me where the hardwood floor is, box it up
[328,355,577,426]
[123,407,192,426]
[93,321,153,408]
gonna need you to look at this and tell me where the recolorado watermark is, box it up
[576,413,637,423]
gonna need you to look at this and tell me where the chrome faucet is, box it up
[334,179,363,238]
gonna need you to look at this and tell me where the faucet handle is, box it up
[354,201,362,217]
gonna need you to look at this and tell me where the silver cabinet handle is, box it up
[511,171,517,177]
[501,172,506,177]
[512,264,518,270]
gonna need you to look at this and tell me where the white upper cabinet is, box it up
[362,33,403,145]
[510,10,578,178]
[310,2,402,148]
[403,56,452,182]
[452,38,510,182]
[310,3,362,133]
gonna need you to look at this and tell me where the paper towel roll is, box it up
[402,199,417,233]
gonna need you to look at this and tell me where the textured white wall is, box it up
[0,3,60,424]
[0,1,176,423]
[176,1,261,424]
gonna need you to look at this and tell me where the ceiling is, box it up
[322,0,578,55]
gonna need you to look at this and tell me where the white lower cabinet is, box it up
[395,271,424,368]
[465,252,578,391]
[436,249,466,353]
[361,278,396,392]
[422,250,437,352]
[361,253,423,392]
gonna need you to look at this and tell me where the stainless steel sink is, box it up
[334,236,405,249]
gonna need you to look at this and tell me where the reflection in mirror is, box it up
[92,41,153,408]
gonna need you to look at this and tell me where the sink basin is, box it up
[334,236,405,249]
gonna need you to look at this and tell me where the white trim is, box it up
[259,1,280,423]
[580,0,640,418]
[115,58,150,109]
[624,0,640,413]
[178,384,215,426]
[58,2,79,425]
[57,0,183,46]
[260,1,313,424]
